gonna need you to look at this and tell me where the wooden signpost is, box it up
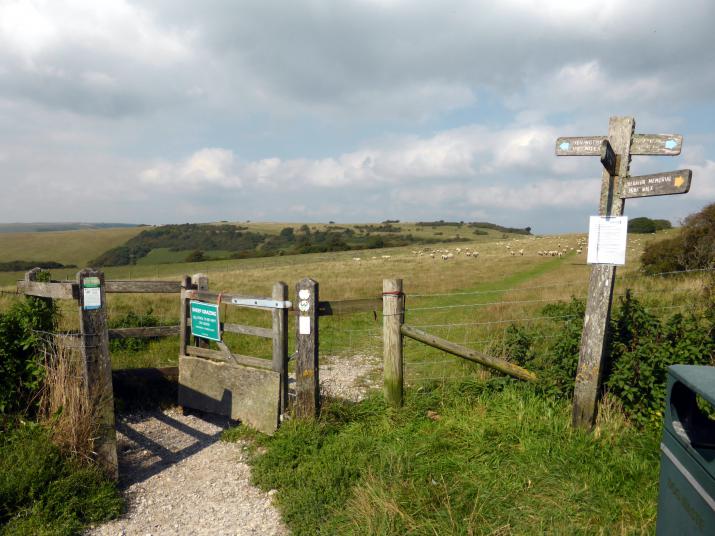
[556,116,693,429]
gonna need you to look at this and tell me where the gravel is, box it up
[86,409,288,536]
[87,353,381,535]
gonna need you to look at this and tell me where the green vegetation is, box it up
[0,261,75,272]
[504,291,715,425]
[89,222,497,267]
[416,220,532,235]
[0,222,139,234]
[0,291,56,417]
[641,202,715,274]
[0,284,122,534]
[224,381,659,535]
[628,216,672,234]
[0,425,122,535]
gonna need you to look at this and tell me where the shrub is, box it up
[0,293,57,418]
[185,249,205,263]
[504,292,715,425]
[641,202,715,274]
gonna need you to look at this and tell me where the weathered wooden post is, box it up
[295,278,319,418]
[77,269,117,479]
[191,273,209,349]
[272,281,289,415]
[556,117,691,429]
[179,275,192,357]
[383,279,404,407]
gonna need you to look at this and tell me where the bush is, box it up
[502,292,715,425]
[0,294,57,418]
[185,250,205,263]
[641,202,715,274]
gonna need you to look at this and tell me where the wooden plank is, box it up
[108,325,179,339]
[105,280,181,294]
[222,323,273,339]
[383,279,404,407]
[272,282,289,415]
[77,269,117,479]
[401,324,537,382]
[600,140,617,176]
[178,355,280,435]
[630,133,682,155]
[18,280,75,300]
[295,278,320,418]
[184,346,273,370]
[555,136,607,156]
[317,298,381,316]
[620,169,692,199]
[573,116,634,430]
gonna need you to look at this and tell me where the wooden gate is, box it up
[178,275,290,434]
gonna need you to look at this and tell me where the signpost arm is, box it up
[572,116,634,429]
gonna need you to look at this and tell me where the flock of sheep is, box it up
[349,235,590,262]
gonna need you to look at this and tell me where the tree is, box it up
[185,250,205,263]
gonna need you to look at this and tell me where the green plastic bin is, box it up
[656,365,715,534]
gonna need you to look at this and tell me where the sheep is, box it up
[352,257,361,261]
[518,249,524,256]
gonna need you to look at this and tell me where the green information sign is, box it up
[190,300,221,342]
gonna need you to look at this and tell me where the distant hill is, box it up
[89,221,531,267]
[0,222,141,233]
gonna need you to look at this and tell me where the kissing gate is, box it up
[178,275,291,435]
[18,269,322,479]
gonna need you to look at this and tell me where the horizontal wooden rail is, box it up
[400,324,537,382]
[184,346,273,370]
[106,281,181,294]
[17,280,76,300]
[222,323,273,339]
[19,279,183,298]
[108,325,180,339]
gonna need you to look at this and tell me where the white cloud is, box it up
[141,148,241,188]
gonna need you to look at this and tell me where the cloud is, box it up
[141,148,241,188]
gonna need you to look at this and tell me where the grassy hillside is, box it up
[0,227,144,267]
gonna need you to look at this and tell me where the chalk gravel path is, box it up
[87,354,381,536]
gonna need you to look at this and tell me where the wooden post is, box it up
[295,278,319,418]
[383,279,404,407]
[272,281,289,415]
[179,275,192,356]
[77,269,117,479]
[572,117,634,429]
[191,273,209,349]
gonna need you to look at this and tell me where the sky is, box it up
[0,0,713,234]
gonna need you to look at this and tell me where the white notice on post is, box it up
[587,216,628,265]
[299,315,311,335]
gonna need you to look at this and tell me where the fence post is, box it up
[383,278,404,407]
[179,275,192,356]
[191,273,209,349]
[295,278,320,418]
[76,269,117,479]
[272,281,289,416]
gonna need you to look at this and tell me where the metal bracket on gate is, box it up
[229,297,293,309]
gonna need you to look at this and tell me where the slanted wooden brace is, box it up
[556,116,693,429]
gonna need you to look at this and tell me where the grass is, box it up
[223,380,661,535]
[0,423,123,535]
